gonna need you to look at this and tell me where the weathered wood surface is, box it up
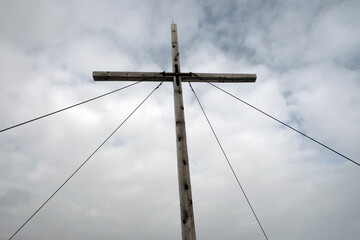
[171,23,197,240]
[182,73,256,82]
[93,71,256,82]
[93,71,173,81]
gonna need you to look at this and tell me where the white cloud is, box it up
[0,0,359,239]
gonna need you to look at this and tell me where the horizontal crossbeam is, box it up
[93,71,256,82]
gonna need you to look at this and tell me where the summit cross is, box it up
[93,23,256,240]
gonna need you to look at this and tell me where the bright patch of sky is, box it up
[0,0,359,239]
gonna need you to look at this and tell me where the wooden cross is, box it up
[93,23,256,240]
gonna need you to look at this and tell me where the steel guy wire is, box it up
[8,81,164,240]
[1,72,164,133]
[191,73,358,167]
[188,82,269,240]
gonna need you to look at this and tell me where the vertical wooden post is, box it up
[171,24,196,240]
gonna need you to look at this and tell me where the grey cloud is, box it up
[0,187,34,208]
[0,0,359,239]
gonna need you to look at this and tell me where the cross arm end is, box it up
[182,73,257,82]
[92,71,172,82]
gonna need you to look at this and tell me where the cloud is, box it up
[0,0,359,239]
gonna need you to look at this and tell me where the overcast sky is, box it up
[0,0,359,239]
